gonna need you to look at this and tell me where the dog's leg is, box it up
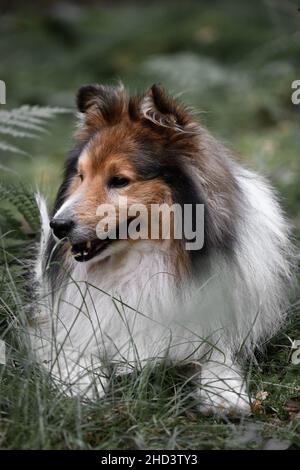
[31,331,108,399]
[49,350,108,400]
[193,354,251,415]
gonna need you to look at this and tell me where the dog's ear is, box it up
[76,84,101,113]
[140,84,192,131]
[76,83,127,131]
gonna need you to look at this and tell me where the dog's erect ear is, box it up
[76,83,127,131]
[76,84,101,113]
[140,84,192,131]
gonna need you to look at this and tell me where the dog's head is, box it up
[49,83,203,263]
[50,83,237,265]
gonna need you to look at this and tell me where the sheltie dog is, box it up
[30,83,295,415]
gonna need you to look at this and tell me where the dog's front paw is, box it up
[198,388,251,416]
[197,360,251,416]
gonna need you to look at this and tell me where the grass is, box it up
[1,276,300,449]
[0,0,299,450]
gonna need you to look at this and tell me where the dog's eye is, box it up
[108,176,130,188]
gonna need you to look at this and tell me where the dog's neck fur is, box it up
[35,239,184,363]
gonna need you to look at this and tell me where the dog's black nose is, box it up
[50,218,74,239]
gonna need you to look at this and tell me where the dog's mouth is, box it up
[71,238,112,262]
[69,218,136,262]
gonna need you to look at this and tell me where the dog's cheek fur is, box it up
[53,142,88,215]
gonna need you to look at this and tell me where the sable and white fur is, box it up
[29,84,295,414]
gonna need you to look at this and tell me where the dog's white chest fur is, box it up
[32,241,186,374]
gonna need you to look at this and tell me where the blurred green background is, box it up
[0,0,299,232]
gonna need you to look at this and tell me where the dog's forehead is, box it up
[78,125,141,171]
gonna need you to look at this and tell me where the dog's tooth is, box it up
[87,241,91,249]
[83,250,89,256]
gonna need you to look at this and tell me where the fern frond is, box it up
[0,183,40,232]
[0,115,47,133]
[17,105,69,118]
[0,125,38,139]
[0,141,27,154]
[0,105,70,160]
